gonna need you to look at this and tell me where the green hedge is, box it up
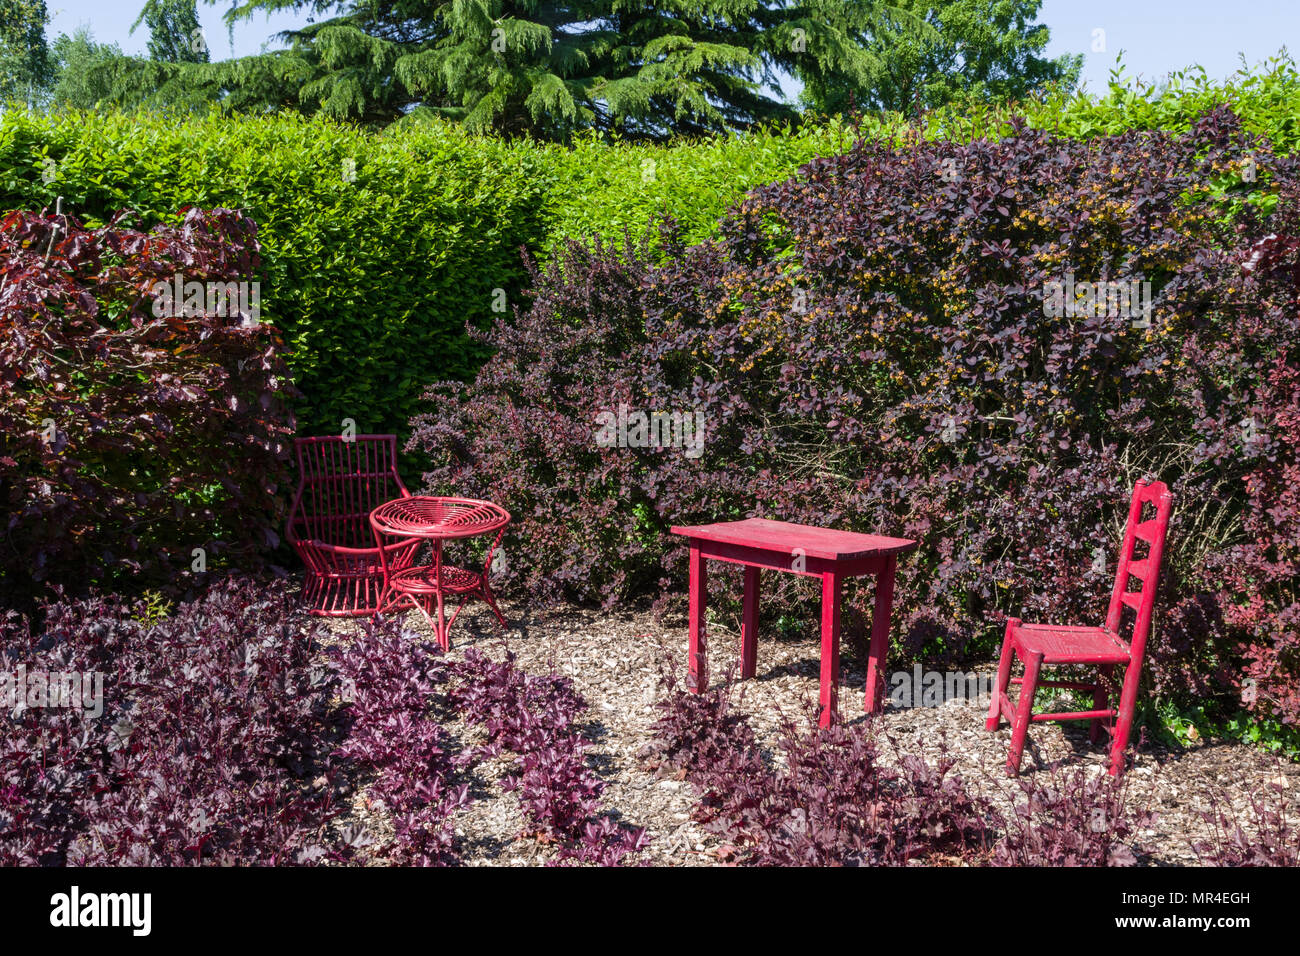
[0,112,552,439]
[3,57,1299,439]
[537,122,851,254]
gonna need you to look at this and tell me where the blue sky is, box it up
[45,0,1298,95]
[1038,0,1296,90]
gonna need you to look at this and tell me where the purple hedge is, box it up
[410,107,1300,728]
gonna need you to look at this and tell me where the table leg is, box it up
[864,555,897,714]
[371,520,393,615]
[480,526,509,630]
[740,565,760,680]
[433,539,448,651]
[688,544,707,693]
[819,572,841,728]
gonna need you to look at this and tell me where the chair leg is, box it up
[1090,663,1114,745]
[986,618,1018,731]
[1007,650,1043,776]
[444,593,472,632]
[408,594,441,642]
[1109,661,1142,776]
[481,581,508,630]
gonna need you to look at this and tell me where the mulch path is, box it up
[324,599,1296,866]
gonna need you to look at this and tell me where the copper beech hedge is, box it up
[411,107,1300,729]
[0,206,296,607]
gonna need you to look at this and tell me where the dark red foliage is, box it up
[992,764,1155,866]
[448,648,649,865]
[641,664,763,779]
[1215,355,1300,722]
[0,577,343,865]
[410,107,1300,726]
[0,206,295,608]
[1193,780,1298,866]
[646,671,998,866]
[1,581,651,867]
[330,620,468,866]
[645,672,1300,867]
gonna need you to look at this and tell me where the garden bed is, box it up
[324,599,1298,867]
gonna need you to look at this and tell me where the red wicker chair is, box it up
[287,434,420,616]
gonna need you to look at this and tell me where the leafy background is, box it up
[3,60,1299,442]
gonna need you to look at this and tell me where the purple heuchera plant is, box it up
[1,582,651,867]
[645,667,999,866]
[449,648,649,865]
[0,577,343,866]
[993,763,1155,866]
[330,619,469,867]
[1192,780,1298,867]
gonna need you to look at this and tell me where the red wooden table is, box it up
[670,518,918,727]
[369,496,510,650]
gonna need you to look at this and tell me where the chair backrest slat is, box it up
[288,435,411,548]
[1104,478,1173,671]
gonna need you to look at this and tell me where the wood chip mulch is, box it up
[323,599,1297,867]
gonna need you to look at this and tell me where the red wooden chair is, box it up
[287,434,421,616]
[986,478,1173,776]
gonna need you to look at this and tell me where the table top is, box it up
[670,517,918,561]
[370,495,510,540]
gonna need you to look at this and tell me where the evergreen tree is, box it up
[91,0,885,136]
[800,0,1082,115]
[66,1,1078,138]
[0,0,53,108]
[48,27,130,109]
[136,0,212,64]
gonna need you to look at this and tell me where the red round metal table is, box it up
[369,496,510,649]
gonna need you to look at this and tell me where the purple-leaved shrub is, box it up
[409,107,1300,732]
[0,207,295,609]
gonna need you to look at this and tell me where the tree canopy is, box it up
[27,1,1078,139]
[0,0,53,108]
[799,0,1081,115]
[136,0,212,65]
